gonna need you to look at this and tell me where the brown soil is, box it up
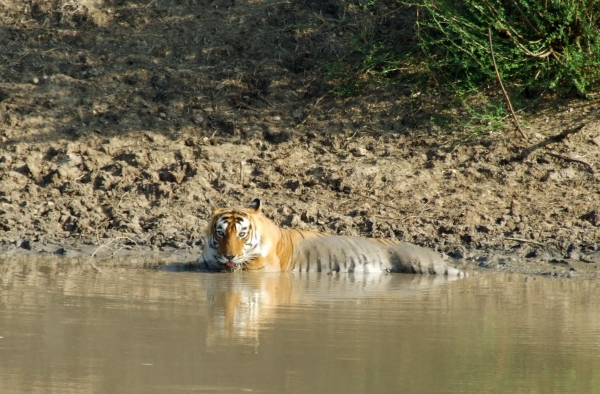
[1,0,600,278]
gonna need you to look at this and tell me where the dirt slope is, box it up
[1,0,600,278]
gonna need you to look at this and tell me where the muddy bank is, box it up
[1,0,600,279]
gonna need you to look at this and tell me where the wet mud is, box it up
[1,0,600,278]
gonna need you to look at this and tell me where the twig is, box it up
[239,160,244,184]
[546,152,595,173]
[234,99,259,113]
[556,123,585,140]
[118,191,129,208]
[88,259,102,272]
[400,208,431,223]
[488,28,527,141]
[296,92,328,127]
[270,147,296,162]
[504,237,545,247]
[355,192,402,212]
[257,94,273,107]
[10,50,31,66]
[89,236,141,271]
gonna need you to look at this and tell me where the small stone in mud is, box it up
[55,247,67,255]
[20,240,32,250]
[263,128,292,144]
[450,247,466,259]
[185,137,199,146]
[353,147,367,157]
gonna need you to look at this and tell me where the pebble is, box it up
[353,147,367,157]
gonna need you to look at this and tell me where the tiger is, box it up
[198,198,465,276]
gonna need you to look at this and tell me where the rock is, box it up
[25,160,41,180]
[582,208,600,227]
[450,246,466,259]
[353,147,367,157]
[263,128,292,144]
[0,171,29,195]
[192,114,204,124]
[58,152,82,168]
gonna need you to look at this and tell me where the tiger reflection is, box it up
[201,272,458,346]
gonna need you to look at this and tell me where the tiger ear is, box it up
[248,198,262,213]
[209,199,220,214]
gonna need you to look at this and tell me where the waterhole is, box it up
[1,256,599,393]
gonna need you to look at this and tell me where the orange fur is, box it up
[201,199,322,271]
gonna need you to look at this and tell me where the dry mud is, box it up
[1,0,600,278]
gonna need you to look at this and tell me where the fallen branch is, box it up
[546,152,595,173]
[556,123,585,140]
[504,237,545,247]
[257,93,273,107]
[234,99,259,113]
[355,192,402,212]
[296,92,328,127]
[239,160,244,184]
[488,28,528,141]
[89,236,141,271]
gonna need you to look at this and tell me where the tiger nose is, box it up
[224,254,235,261]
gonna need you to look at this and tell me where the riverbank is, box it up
[1,0,599,279]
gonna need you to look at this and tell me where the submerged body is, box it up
[198,199,464,276]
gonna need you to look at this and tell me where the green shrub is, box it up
[324,8,422,97]
[413,0,600,93]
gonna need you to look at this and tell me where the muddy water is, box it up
[1,258,600,394]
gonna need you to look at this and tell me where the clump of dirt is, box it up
[1,0,600,278]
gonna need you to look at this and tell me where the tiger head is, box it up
[202,198,264,270]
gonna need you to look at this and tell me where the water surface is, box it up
[1,257,599,393]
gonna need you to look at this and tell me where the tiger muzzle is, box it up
[222,254,237,268]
